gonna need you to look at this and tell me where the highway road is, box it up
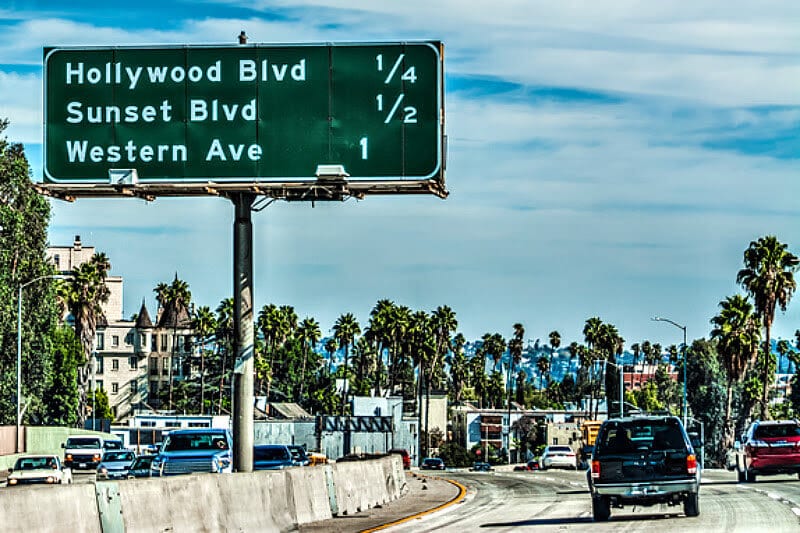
[387,468,800,533]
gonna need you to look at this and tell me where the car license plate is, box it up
[79,463,86,468]
[628,485,652,496]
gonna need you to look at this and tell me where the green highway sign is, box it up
[43,42,443,184]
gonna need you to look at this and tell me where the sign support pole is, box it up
[232,193,255,472]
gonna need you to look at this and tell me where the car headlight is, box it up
[46,476,55,484]
[8,478,17,485]
[65,454,73,461]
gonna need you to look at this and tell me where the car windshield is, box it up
[163,433,228,452]
[424,458,442,465]
[14,457,56,470]
[255,447,290,461]
[598,419,686,453]
[65,437,102,449]
[755,424,800,439]
[103,451,135,462]
[104,441,123,450]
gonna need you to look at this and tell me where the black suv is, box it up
[588,416,700,521]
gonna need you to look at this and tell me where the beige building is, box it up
[47,235,195,421]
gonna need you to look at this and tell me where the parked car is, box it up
[287,445,310,466]
[97,450,136,480]
[421,457,446,470]
[253,444,295,470]
[732,419,800,483]
[588,416,700,521]
[151,428,232,476]
[469,462,494,472]
[540,445,577,470]
[6,455,72,486]
[127,455,156,478]
[389,448,411,469]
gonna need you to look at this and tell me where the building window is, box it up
[149,357,158,376]
[112,335,119,347]
[151,335,157,351]
[165,422,181,428]
[112,359,119,371]
[160,334,168,352]
[96,333,105,350]
[54,254,60,268]
[94,379,103,391]
[141,421,156,428]
[129,357,137,370]
[125,333,134,345]
[95,357,104,375]
[188,422,210,428]
[112,382,119,394]
[149,381,159,394]
[130,380,137,393]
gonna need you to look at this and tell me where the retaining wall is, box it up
[0,455,404,532]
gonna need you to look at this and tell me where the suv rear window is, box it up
[597,419,686,453]
[754,424,800,439]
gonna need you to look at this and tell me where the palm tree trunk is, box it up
[200,347,205,415]
[762,328,771,420]
[340,345,349,416]
[725,378,734,449]
[425,371,431,457]
[298,345,308,402]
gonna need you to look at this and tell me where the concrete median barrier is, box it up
[0,484,101,533]
[0,457,403,531]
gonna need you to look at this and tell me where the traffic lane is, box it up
[386,469,800,532]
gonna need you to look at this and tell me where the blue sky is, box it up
[1,1,799,348]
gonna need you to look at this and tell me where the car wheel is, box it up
[592,496,611,521]
[684,492,700,517]
[737,469,746,483]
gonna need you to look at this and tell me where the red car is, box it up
[733,420,800,482]
[389,448,411,470]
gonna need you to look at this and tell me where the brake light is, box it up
[686,454,697,474]
[591,460,601,479]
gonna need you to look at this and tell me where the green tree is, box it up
[190,305,217,414]
[710,294,761,447]
[737,235,799,419]
[41,326,82,427]
[333,312,361,415]
[88,387,113,421]
[296,317,321,402]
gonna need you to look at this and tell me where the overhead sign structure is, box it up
[42,42,444,196]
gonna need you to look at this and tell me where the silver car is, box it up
[540,445,577,470]
[97,450,136,480]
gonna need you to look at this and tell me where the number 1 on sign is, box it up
[360,137,368,159]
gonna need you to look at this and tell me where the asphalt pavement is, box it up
[300,471,462,533]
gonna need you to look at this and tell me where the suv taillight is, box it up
[591,460,601,479]
[686,454,697,474]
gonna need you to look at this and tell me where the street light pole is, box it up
[17,274,71,452]
[652,316,687,427]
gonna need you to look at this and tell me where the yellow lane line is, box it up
[360,474,468,533]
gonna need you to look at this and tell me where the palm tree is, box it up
[215,298,234,414]
[161,276,192,409]
[190,306,217,414]
[737,235,799,419]
[548,330,561,398]
[368,299,395,396]
[449,333,468,404]
[508,323,525,415]
[333,313,361,415]
[428,306,457,448]
[710,294,761,447]
[58,253,111,423]
[295,317,321,403]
